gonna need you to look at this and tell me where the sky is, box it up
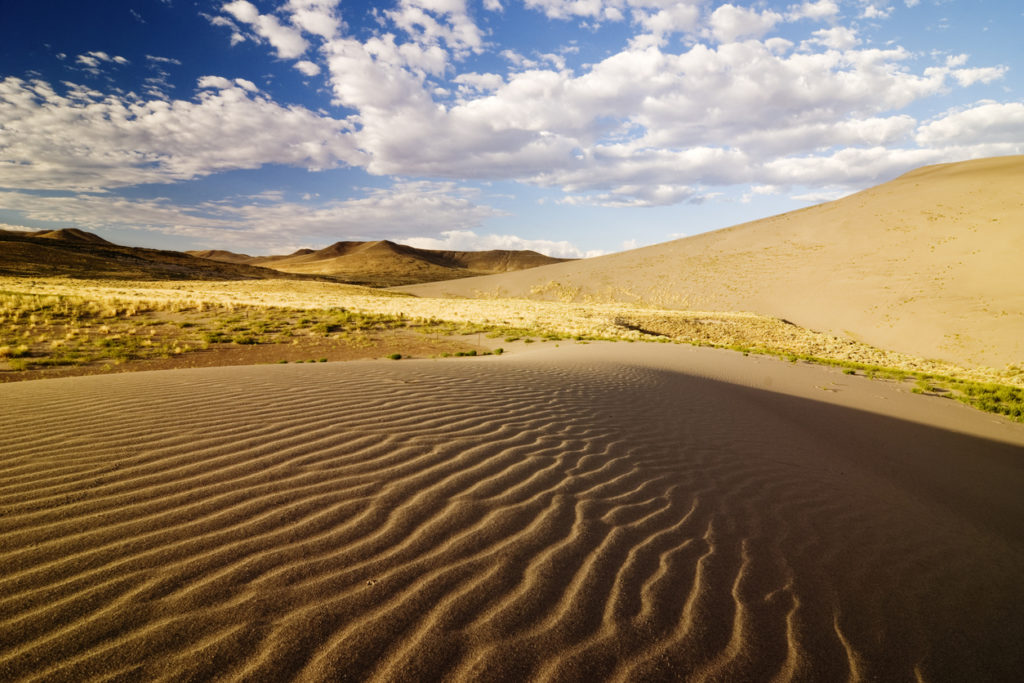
[0,0,1021,257]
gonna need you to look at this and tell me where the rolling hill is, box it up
[188,240,571,286]
[401,156,1024,370]
[0,229,318,281]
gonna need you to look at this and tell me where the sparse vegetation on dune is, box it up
[1,277,1021,421]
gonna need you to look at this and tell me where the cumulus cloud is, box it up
[787,0,840,21]
[915,101,1024,146]
[948,65,1008,87]
[386,0,485,56]
[285,0,343,39]
[5,0,1018,219]
[709,4,783,43]
[0,76,363,191]
[295,60,321,76]
[861,3,893,19]
[222,0,309,59]
[804,26,860,50]
[635,3,701,39]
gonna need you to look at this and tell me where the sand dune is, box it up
[2,345,1022,681]
[401,156,1024,371]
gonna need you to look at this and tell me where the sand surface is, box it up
[2,345,1023,681]
[401,156,1024,371]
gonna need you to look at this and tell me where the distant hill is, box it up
[401,156,1024,370]
[0,229,321,281]
[188,240,572,287]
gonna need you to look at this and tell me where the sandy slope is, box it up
[401,156,1024,371]
[1,345,1022,681]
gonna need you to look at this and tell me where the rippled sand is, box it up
[2,345,1022,681]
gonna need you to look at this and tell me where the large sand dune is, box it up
[2,345,1022,681]
[402,156,1024,371]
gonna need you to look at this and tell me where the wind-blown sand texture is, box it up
[2,344,1022,681]
[401,156,1024,371]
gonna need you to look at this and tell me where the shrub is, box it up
[388,353,402,360]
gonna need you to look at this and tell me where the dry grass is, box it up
[2,277,1022,418]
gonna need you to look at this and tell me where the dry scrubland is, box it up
[2,277,1023,420]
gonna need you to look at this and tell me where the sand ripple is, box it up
[2,349,1023,681]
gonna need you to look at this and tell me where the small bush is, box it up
[388,353,402,360]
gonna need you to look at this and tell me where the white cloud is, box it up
[636,4,701,39]
[709,4,782,43]
[915,101,1024,146]
[74,51,130,74]
[0,76,363,192]
[222,0,309,59]
[406,229,598,258]
[862,4,893,19]
[146,54,183,66]
[949,66,1008,87]
[8,0,1018,220]
[285,0,343,39]
[805,26,860,50]
[234,78,259,92]
[304,19,1010,206]
[787,0,840,21]
[560,182,701,208]
[454,72,505,92]
[295,60,321,76]
[386,0,485,56]
[524,0,606,20]
[197,75,234,89]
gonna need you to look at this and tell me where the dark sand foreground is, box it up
[1,345,1022,681]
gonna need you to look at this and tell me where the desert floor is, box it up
[2,343,1022,682]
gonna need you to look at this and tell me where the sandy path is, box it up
[1,345,1022,681]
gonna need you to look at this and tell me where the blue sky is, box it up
[1,1,1021,256]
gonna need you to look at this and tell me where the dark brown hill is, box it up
[0,230,321,281]
[190,239,572,286]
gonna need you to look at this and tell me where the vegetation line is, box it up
[1,277,1021,421]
